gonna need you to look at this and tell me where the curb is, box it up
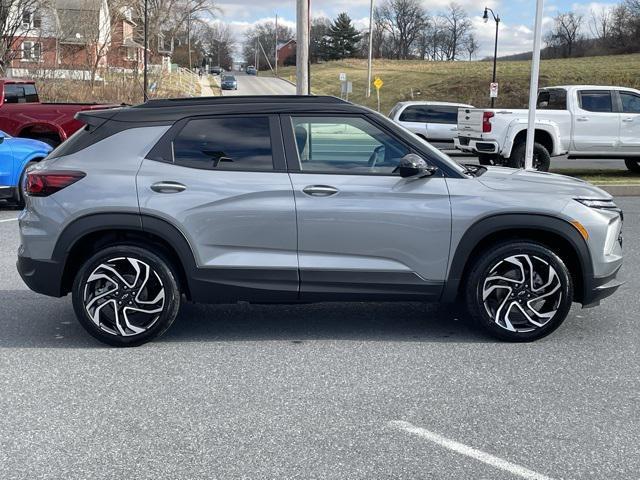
[595,184,640,197]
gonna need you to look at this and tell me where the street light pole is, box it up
[483,7,500,108]
[143,0,148,101]
[295,0,309,95]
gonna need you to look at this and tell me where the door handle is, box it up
[576,117,589,122]
[302,185,338,197]
[150,181,186,193]
[622,118,634,123]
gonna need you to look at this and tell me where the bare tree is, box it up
[463,32,479,60]
[243,20,293,68]
[589,6,612,42]
[0,0,47,73]
[196,21,234,69]
[375,0,427,59]
[441,2,472,61]
[545,12,583,57]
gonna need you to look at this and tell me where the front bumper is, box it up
[582,265,624,308]
[17,255,66,297]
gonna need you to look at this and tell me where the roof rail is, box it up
[136,95,348,108]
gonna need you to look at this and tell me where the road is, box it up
[0,198,638,479]
[219,71,296,96]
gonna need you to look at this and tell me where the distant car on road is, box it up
[0,79,118,147]
[0,129,52,206]
[220,75,238,90]
[245,66,257,75]
[389,101,474,149]
[455,85,640,172]
[210,66,223,75]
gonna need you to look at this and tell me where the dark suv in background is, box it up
[17,96,623,346]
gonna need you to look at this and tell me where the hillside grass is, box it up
[272,54,640,114]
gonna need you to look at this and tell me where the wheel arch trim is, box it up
[53,212,199,295]
[442,213,594,303]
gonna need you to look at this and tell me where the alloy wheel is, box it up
[481,254,563,333]
[83,257,166,337]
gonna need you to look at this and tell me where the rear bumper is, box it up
[582,266,624,308]
[0,186,16,200]
[454,137,499,154]
[17,255,65,297]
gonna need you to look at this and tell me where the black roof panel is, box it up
[137,95,348,108]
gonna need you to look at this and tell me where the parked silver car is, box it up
[17,96,623,346]
[390,100,473,148]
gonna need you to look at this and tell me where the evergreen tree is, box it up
[327,13,362,59]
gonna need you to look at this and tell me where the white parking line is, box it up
[0,218,18,223]
[389,421,555,480]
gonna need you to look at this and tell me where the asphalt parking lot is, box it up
[0,199,638,479]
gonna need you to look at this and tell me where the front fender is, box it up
[441,213,593,304]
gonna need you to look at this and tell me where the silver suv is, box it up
[17,96,624,346]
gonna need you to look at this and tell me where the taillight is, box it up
[25,171,86,197]
[482,111,495,133]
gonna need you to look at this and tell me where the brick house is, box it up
[7,0,151,76]
[107,7,145,71]
[277,39,296,67]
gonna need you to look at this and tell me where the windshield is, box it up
[0,129,11,139]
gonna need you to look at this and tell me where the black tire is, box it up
[465,241,573,342]
[72,245,181,347]
[14,161,37,207]
[624,159,640,173]
[33,136,59,148]
[478,153,499,166]
[507,142,551,172]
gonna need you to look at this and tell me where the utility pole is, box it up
[296,0,309,94]
[187,0,192,70]
[366,0,374,98]
[143,0,148,101]
[275,14,278,77]
[525,0,545,170]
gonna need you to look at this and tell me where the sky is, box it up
[213,0,621,59]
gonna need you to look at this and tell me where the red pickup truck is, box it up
[0,79,118,147]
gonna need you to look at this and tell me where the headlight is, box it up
[574,198,619,210]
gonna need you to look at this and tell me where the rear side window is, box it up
[620,92,640,114]
[537,89,567,110]
[3,83,38,103]
[579,91,613,113]
[399,105,458,124]
[172,117,273,171]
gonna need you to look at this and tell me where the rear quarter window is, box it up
[537,89,567,110]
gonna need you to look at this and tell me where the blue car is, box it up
[0,130,52,205]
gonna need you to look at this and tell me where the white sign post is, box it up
[524,0,545,170]
[339,72,347,82]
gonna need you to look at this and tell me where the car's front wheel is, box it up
[465,241,573,341]
[624,158,640,173]
[72,245,181,347]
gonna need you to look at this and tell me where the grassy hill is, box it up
[273,54,640,114]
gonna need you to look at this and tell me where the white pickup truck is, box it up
[454,85,640,172]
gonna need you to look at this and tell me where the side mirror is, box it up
[395,154,437,178]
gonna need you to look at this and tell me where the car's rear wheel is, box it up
[507,142,551,172]
[465,241,573,341]
[72,245,181,347]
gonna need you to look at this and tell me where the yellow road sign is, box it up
[373,77,383,90]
